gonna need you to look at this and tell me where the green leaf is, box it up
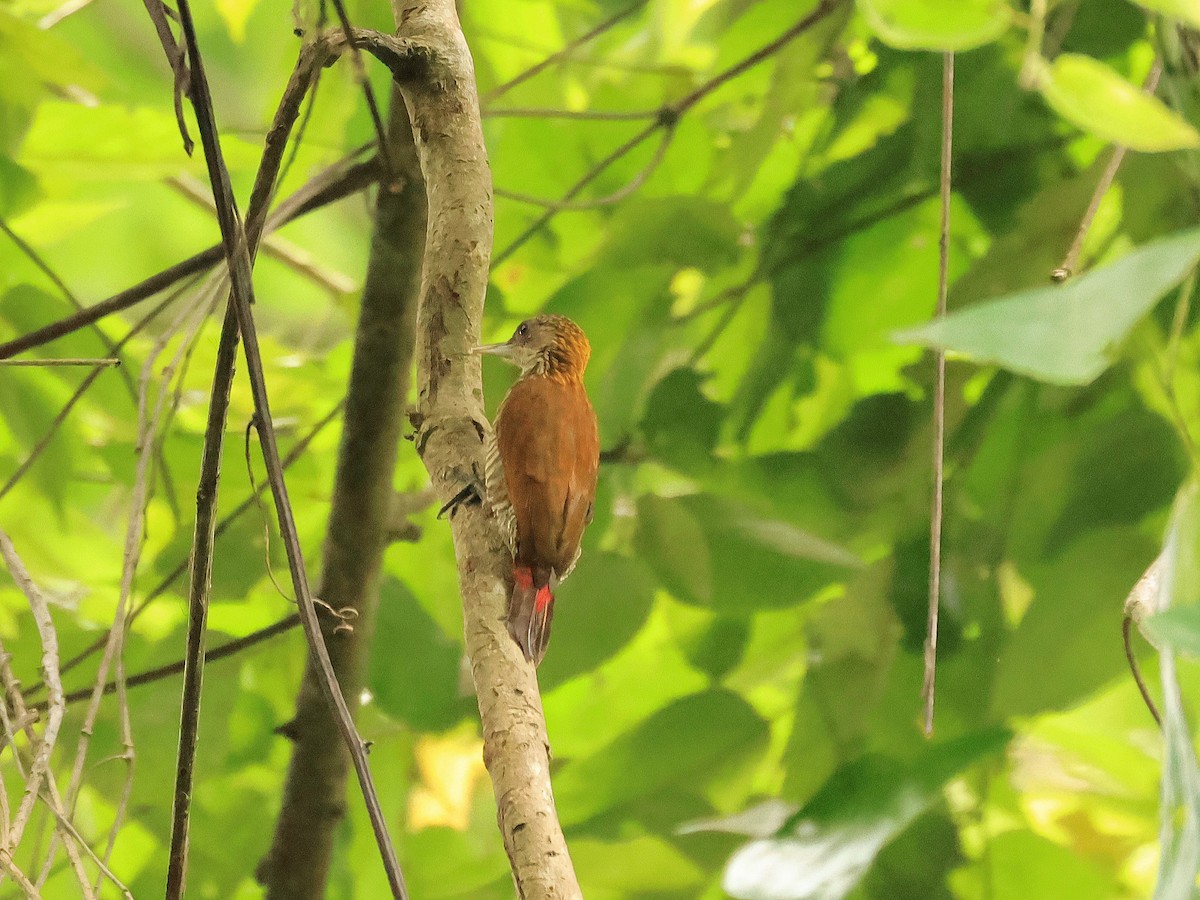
[636,493,861,613]
[598,197,742,273]
[554,689,769,826]
[1146,483,1200,899]
[1032,53,1200,152]
[216,0,263,42]
[721,730,1010,900]
[857,0,1012,51]
[893,227,1200,384]
[537,552,656,689]
[1144,605,1200,656]
[641,368,724,470]
[367,578,470,730]
[1129,0,1200,31]
[571,836,705,899]
[991,528,1157,718]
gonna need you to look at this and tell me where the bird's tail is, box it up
[507,566,555,665]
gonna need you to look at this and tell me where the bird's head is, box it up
[475,314,591,380]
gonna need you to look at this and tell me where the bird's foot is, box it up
[438,464,484,519]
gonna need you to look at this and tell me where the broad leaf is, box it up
[1031,53,1200,152]
[857,0,1011,51]
[554,689,769,826]
[894,227,1200,384]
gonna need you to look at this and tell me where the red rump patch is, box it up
[514,567,534,589]
[535,585,553,612]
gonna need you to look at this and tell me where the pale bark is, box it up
[392,2,583,896]
[264,3,581,894]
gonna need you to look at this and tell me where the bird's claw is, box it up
[438,465,484,519]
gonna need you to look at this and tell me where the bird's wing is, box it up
[496,377,598,578]
[554,385,599,581]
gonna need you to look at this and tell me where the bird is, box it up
[475,314,600,665]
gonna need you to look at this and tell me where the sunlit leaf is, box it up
[216,0,262,42]
[1031,53,1200,152]
[1129,0,1200,30]
[857,0,1012,51]
[554,690,770,826]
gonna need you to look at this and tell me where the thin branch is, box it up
[35,789,134,900]
[26,402,342,696]
[493,120,658,264]
[46,616,301,709]
[43,276,205,887]
[0,531,64,857]
[0,152,380,361]
[483,106,659,120]
[0,358,120,367]
[167,175,357,295]
[166,8,407,896]
[328,0,396,179]
[923,51,953,738]
[481,0,650,103]
[491,0,845,265]
[0,218,139,402]
[139,0,193,155]
[494,124,674,210]
[1051,58,1163,282]
[1123,615,1163,726]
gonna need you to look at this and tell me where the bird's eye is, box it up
[516,322,529,338]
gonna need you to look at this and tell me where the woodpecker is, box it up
[475,314,600,665]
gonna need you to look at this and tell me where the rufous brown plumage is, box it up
[477,314,600,664]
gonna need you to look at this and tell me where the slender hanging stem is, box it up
[923,51,954,737]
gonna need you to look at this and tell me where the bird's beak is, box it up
[473,341,514,358]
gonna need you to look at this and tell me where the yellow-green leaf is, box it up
[1033,53,1200,152]
[1130,0,1200,30]
[857,0,1011,51]
[216,0,262,43]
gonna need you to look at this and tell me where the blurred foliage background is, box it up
[3,0,1200,897]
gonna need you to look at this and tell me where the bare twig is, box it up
[0,531,64,857]
[168,175,356,295]
[493,120,657,264]
[483,106,659,120]
[1124,615,1163,727]
[491,0,845,265]
[328,0,396,178]
[0,358,120,367]
[41,275,206,887]
[0,281,186,502]
[494,124,674,210]
[481,0,650,103]
[0,218,139,402]
[139,0,193,154]
[166,7,407,895]
[27,403,342,696]
[923,51,953,738]
[47,616,301,709]
[0,152,380,361]
[1052,59,1163,282]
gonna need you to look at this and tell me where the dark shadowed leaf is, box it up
[637,492,861,613]
[368,578,470,730]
